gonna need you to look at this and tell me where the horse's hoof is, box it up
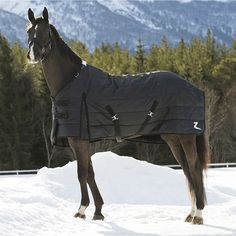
[74,212,86,219]
[192,216,203,225]
[92,214,105,221]
[185,214,194,223]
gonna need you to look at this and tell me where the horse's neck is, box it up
[42,43,80,97]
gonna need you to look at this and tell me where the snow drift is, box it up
[0,151,236,236]
[36,151,188,205]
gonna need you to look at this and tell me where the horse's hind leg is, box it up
[161,134,196,223]
[68,138,90,219]
[87,157,104,220]
[179,135,206,225]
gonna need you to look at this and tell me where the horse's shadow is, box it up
[91,221,159,236]
[91,221,236,236]
[204,224,236,235]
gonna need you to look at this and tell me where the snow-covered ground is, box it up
[0,152,235,236]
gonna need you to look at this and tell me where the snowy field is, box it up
[0,152,236,236]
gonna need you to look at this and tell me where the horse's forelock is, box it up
[26,17,45,32]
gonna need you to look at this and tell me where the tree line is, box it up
[0,30,235,170]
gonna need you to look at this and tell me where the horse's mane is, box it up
[49,24,82,65]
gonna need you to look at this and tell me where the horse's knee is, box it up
[78,170,88,183]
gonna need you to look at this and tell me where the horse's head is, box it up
[27,7,52,63]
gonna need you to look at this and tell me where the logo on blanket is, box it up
[193,121,201,130]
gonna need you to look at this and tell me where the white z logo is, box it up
[194,121,201,130]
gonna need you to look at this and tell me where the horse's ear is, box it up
[42,7,49,23]
[28,8,35,23]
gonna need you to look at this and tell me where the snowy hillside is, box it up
[0,152,235,235]
[0,1,236,50]
[0,9,26,44]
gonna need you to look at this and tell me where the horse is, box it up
[26,7,209,224]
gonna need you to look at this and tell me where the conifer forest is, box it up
[0,30,235,170]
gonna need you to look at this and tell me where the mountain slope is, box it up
[0,9,27,44]
[0,1,235,50]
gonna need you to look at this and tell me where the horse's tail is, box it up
[196,132,210,170]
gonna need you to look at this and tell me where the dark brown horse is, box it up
[26,7,209,224]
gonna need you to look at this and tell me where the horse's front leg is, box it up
[68,137,90,219]
[87,157,104,220]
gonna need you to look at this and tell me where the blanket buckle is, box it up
[148,111,154,117]
[105,105,122,143]
[112,114,119,121]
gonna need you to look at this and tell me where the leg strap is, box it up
[136,100,158,134]
[105,105,122,143]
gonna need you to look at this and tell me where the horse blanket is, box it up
[51,64,205,144]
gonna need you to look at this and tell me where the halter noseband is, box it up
[28,28,52,62]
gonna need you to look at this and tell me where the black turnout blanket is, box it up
[51,64,205,144]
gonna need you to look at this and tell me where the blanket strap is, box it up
[50,97,57,146]
[136,100,158,134]
[81,93,91,140]
[105,105,122,143]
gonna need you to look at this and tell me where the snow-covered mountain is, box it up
[0,0,236,50]
[0,9,27,45]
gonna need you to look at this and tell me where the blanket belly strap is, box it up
[81,93,91,140]
[105,105,122,143]
[136,100,158,134]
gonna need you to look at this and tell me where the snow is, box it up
[0,151,236,236]
[96,0,161,30]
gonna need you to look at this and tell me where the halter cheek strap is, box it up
[41,33,52,61]
[28,30,52,62]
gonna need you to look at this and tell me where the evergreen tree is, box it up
[146,44,159,71]
[110,43,133,74]
[157,36,174,71]
[69,40,91,63]
[205,29,216,63]
[0,35,42,170]
[213,49,236,89]
[174,38,187,76]
[203,29,217,79]
[120,48,133,74]
[92,43,114,72]
[185,37,204,83]
[111,43,123,74]
[135,39,146,73]
[0,34,16,169]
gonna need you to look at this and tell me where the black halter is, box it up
[28,29,52,62]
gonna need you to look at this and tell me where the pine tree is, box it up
[146,44,159,71]
[174,38,187,76]
[203,29,217,79]
[0,34,16,169]
[213,48,236,89]
[135,39,146,73]
[69,40,91,63]
[111,43,123,74]
[185,37,204,84]
[0,35,42,170]
[157,36,174,71]
[205,29,216,63]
